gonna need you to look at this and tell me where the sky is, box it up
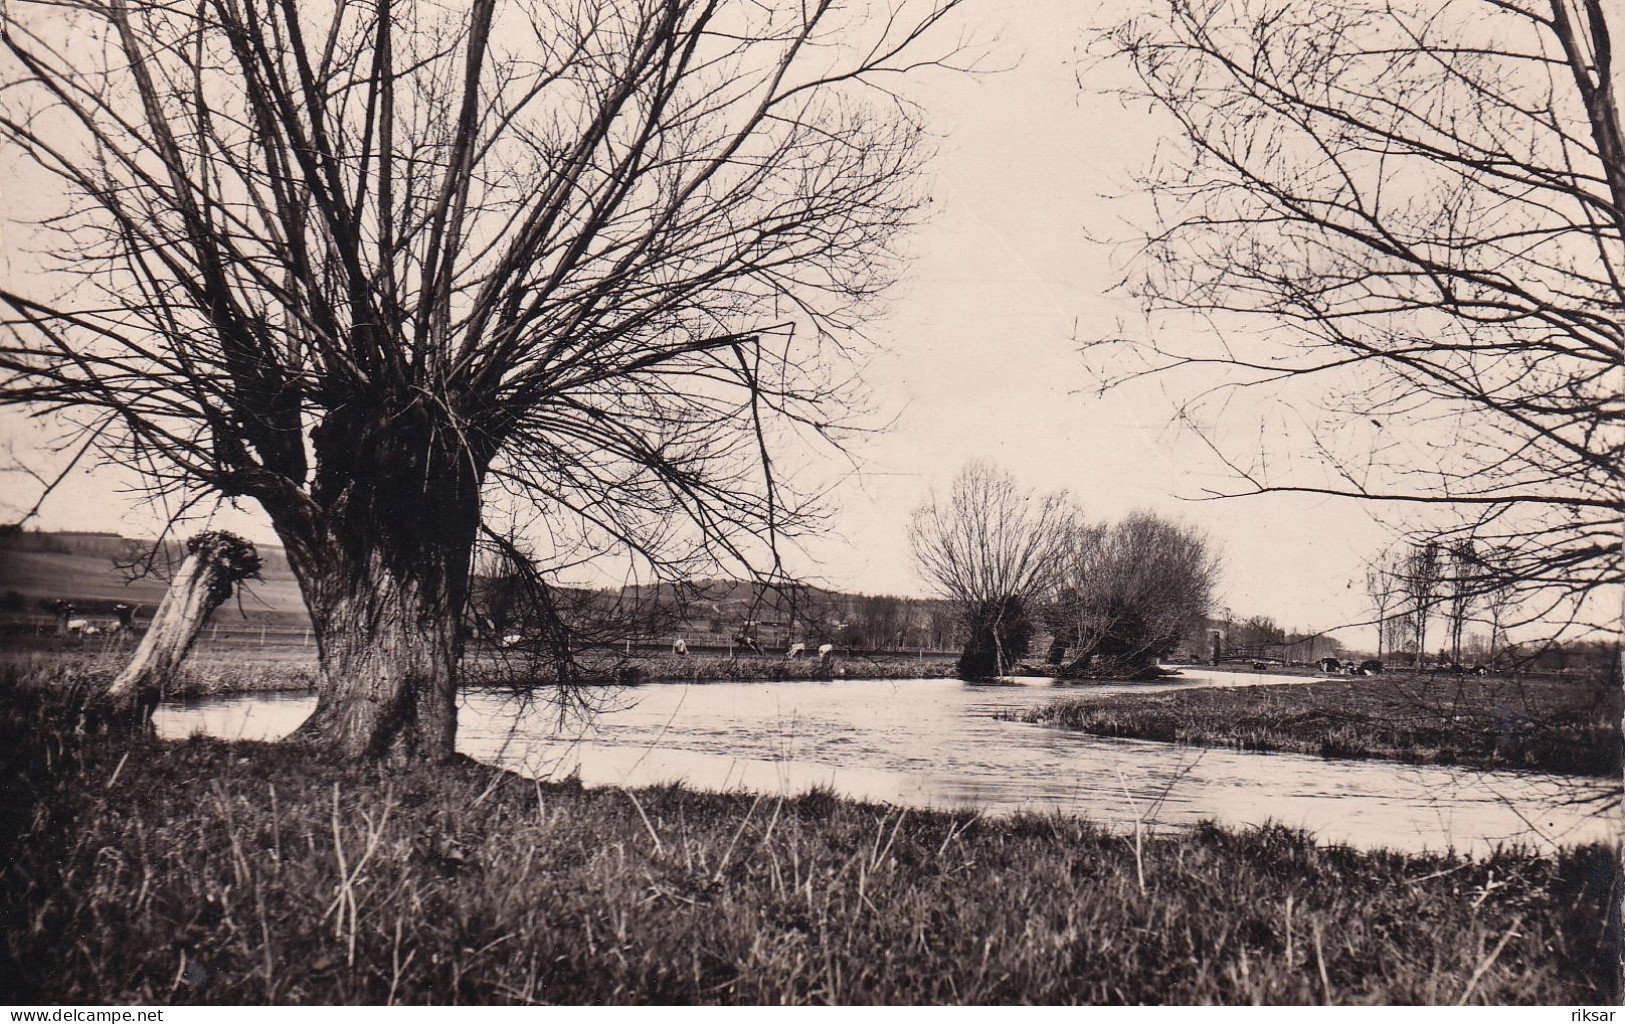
[1,0,1415,646]
[790,1,1398,640]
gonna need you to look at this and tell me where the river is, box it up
[153,668,1619,856]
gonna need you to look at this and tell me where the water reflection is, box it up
[154,670,1619,856]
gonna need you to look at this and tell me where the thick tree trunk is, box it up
[290,554,464,762]
[106,532,260,703]
[270,399,488,763]
[958,595,1032,680]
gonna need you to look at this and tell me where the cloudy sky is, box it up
[3,0,1408,644]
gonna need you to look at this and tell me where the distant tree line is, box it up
[1364,538,1530,670]
[468,562,962,662]
[1204,613,1345,665]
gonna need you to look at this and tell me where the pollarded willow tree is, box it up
[0,0,971,760]
[908,462,1076,678]
[1090,0,1623,636]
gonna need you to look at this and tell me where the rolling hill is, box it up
[0,529,307,626]
[0,531,954,648]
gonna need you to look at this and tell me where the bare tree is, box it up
[1364,549,1404,661]
[106,531,260,704]
[0,0,970,760]
[1400,541,1443,669]
[1444,538,1480,666]
[1478,548,1524,665]
[1089,0,1623,637]
[908,463,1076,678]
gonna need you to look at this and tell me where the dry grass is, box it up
[1022,676,1624,777]
[3,647,953,699]
[0,666,1617,1005]
[0,650,318,697]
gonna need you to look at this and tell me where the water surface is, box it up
[155,669,1619,856]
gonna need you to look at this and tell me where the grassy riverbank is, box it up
[0,649,956,699]
[1,673,1618,1005]
[0,650,320,698]
[534,651,959,685]
[1021,675,1624,777]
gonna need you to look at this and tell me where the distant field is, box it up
[0,548,173,606]
[0,544,308,626]
[2,644,953,696]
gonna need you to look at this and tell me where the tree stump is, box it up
[106,532,262,706]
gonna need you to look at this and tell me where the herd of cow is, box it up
[1317,657,1386,676]
[1316,656,1491,677]
[46,601,137,638]
[671,637,835,661]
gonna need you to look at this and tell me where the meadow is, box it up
[0,665,1618,1005]
[0,646,957,699]
[1020,674,1624,777]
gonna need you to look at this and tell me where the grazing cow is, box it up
[1318,657,1342,675]
[66,618,90,636]
[817,643,834,662]
[786,642,805,659]
[672,638,688,656]
[51,600,76,636]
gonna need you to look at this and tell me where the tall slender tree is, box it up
[1364,550,1404,661]
[1444,539,1480,666]
[1402,541,1443,669]
[0,0,969,760]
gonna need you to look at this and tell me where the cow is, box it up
[673,638,688,656]
[817,643,834,662]
[50,600,76,636]
[786,642,805,659]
